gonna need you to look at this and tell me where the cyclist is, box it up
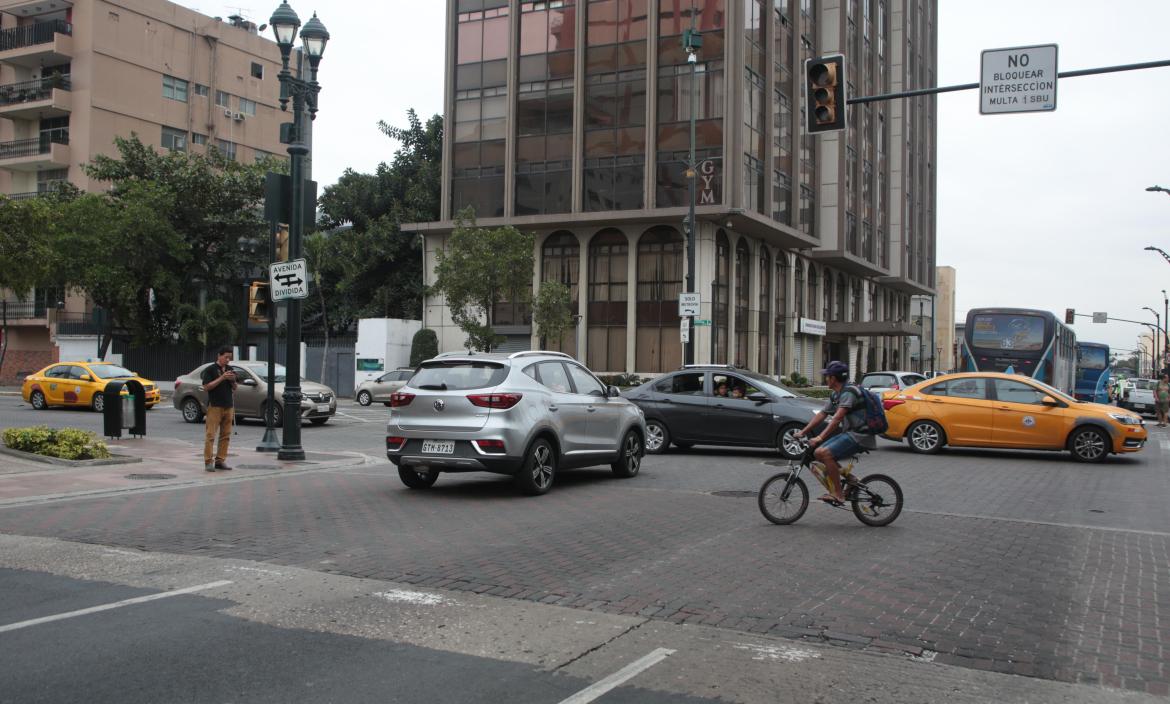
[793,360,876,504]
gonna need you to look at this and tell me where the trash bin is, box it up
[103,379,146,439]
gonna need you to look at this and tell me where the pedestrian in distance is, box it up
[1157,373,1170,428]
[201,346,238,471]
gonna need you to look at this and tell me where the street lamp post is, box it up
[1143,306,1161,372]
[269,1,328,462]
[682,6,701,366]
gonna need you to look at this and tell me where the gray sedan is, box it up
[622,366,824,458]
[173,361,337,426]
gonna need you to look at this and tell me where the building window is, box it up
[807,265,819,322]
[163,75,188,102]
[541,231,580,355]
[836,272,846,321]
[758,247,771,374]
[587,229,629,373]
[192,133,208,146]
[774,255,788,373]
[194,83,210,97]
[36,168,69,193]
[161,126,187,152]
[453,2,510,215]
[255,150,272,162]
[238,98,257,116]
[215,139,237,161]
[251,62,264,80]
[635,226,684,373]
[713,230,730,364]
[794,259,804,318]
[216,90,230,108]
[734,239,750,367]
[823,271,834,321]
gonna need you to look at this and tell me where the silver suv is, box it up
[385,351,646,495]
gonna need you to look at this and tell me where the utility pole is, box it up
[682,3,701,366]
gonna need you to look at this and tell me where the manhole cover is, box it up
[237,464,278,470]
[1088,509,1105,514]
[125,473,175,480]
[710,490,756,498]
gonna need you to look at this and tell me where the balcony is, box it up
[0,299,48,321]
[0,132,69,171]
[55,312,104,336]
[0,20,72,68]
[1,190,38,200]
[0,75,70,120]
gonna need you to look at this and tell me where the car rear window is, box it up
[862,374,896,388]
[902,374,926,386]
[411,361,507,390]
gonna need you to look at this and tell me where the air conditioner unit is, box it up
[223,108,232,117]
[232,112,245,121]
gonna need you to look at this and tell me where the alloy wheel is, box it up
[623,434,641,473]
[532,444,554,489]
[1072,429,1107,462]
[910,422,940,451]
[645,423,666,452]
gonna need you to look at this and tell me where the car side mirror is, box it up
[241,378,258,387]
[1041,395,1058,406]
[748,392,770,403]
[79,374,91,381]
[607,385,621,398]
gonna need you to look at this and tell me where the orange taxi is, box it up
[881,372,1146,463]
[22,361,161,412]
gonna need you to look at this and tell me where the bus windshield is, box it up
[970,314,1046,352]
[1076,346,1108,370]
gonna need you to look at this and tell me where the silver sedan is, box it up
[354,368,414,406]
[173,361,337,426]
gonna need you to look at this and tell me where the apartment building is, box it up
[410,0,938,378]
[0,0,287,382]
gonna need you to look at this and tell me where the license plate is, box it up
[421,440,455,454]
[316,404,330,413]
[1133,404,1148,410]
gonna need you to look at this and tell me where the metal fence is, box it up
[0,20,72,51]
[0,75,71,106]
[0,300,47,319]
[0,132,68,160]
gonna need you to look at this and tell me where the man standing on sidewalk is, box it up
[201,346,238,472]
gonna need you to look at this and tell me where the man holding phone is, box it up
[201,346,238,472]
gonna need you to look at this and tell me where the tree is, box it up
[532,281,574,350]
[410,328,438,366]
[0,195,56,373]
[305,231,331,380]
[175,300,236,359]
[431,209,534,351]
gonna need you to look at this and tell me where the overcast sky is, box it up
[189,1,1170,354]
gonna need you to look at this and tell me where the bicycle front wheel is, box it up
[758,472,809,525]
[851,473,903,527]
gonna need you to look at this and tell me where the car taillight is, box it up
[386,436,406,451]
[390,392,415,407]
[891,384,900,390]
[474,439,506,454]
[882,398,905,411]
[174,378,181,390]
[467,393,523,409]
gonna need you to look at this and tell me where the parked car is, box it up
[1121,378,1156,416]
[859,370,928,393]
[621,365,824,459]
[22,361,161,412]
[354,368,415,406]
[384,351,645,496]
[173,361,336,426]
[882,372,1147,463]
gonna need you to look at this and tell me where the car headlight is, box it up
[1108,413,1142,425]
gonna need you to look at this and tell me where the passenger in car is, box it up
[714,382,730,397]
[730,386,745,399]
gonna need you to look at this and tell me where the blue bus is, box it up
[1074,342,1111,404]
[960,308,1077,394]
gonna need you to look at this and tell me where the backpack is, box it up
[845,384,889,435]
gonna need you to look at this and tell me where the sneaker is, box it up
[205,462,216,472]
[215,462,233,471]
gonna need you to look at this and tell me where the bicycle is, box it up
[758,446,903,527]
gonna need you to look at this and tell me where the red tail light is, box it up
[386,436,406,451]
[389,392,415,407]
[891,384,900,390]
[467,393,523,409]
[174,378,182,390]
[882,398,905,411]
[474,439,506,454]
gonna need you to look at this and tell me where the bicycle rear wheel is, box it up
[851,473,903,527]
[758,472,809,525]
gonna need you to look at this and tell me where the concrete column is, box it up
[625,226,637,373]
[576,229,589,362]
[747,238,761,371]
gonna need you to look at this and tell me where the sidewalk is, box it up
[0,434,368,506]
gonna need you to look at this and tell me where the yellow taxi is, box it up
[882,372,1146,463]
[22,361,161,412]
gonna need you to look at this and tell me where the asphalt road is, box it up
[0,391,1168,702]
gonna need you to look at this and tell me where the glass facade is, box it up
[587,229,629,371]
[758,247,771,374]
[542,231,580,354]
[733,239,750,366]
[743,0,765,213]
[453,0,510,217]
[584,0,649,211]
[656,0,725,208]
[712,229,730,363]
[635,226,684,372]
[517,1,577,215]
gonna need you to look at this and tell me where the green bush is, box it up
[2,426,111,461]
[784,372,810,388]
[410,328,439,366]
[599,373,644,388]
[800,387,834,399]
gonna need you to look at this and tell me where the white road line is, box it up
[1160,439,1170,452]
[0,580,233,634]
[556,648,676,704]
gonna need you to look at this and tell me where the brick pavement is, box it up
[0,466,1165,695]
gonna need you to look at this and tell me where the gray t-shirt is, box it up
[821,387,877,449]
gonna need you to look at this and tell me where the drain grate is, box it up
[126,473,176,480]
[710,490,757,498]
[1088,509,1105,514]
[237,464,279,470]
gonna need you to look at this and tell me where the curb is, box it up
[0,445,142,467]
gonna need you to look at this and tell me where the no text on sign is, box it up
[679,292,701,317]
[269,258,309,301]
[980,44,1058,115]
[1092,312,1108,324]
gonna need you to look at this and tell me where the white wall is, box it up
[55,336,123,366]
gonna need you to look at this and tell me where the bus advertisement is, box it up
[1074,342,1111,404]
[960,308,1077,394]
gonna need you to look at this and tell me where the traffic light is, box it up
[1065,308,1075,324]
[276,224,289,262]
[805,54,846,134]
[248,282,269,323]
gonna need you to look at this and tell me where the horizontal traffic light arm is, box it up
[847,58,1170,105]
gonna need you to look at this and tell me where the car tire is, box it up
[644,420,670,454]
[91,393,105,413]
[515,438,556,496]
[610,429,643,478]
[777,422,807,460]
[180,397,204,423]
[906,420,945,454]
[310,417,329,426]
[1069,426,1110,463]
[29,390,47,410]
[264,402,284,429]
[356,390,372,406]
[398,466,439,489]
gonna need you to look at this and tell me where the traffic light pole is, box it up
[683,14,700,367]
[257,221,281,453]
